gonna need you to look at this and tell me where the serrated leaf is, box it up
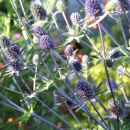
[96,59,102,65]
[34,82,53,93]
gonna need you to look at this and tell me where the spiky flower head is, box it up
[85,0,103,18]
[72,58,82,72]
[108,98,125,118]
[7,60,21,76]
[56,0,65,12]
[117,0,130,13]
[106,78,118,91]
[82,55,89,65]
[3,44,21,61]
[32,26,46,38]
[117,66,125,76]
[110,48,122,59]
[39,35,54,50]
[0,34,11,48]
[76,80,94,101]
[70,12,82,26]
[33,52,40,66]
[65,45,73,57]
[30,1,47,20]
[105,0,118,14]
[53,90,66,103]
[106,59,114,68]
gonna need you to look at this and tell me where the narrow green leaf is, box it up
[115,56,130,62]
[16,113,30,123]
[96,59,102,65]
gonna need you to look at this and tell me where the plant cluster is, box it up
[0,0,130,129]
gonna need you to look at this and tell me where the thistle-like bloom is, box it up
[3,44,21,61]
[117,0,130,13]
[85,0,103,18]
[76,80,94,101]
[110,48,122,59]
[39,35,54,50]
[30,1,47,20]
[106,78,118,91]
[31,26,46,38]
[108,98,125,119]
[72,58,82,72]
[117,66,125,76]
[0,34,11,48]
[82,55,89,65]
[56,0,65,12]
[32,52,40,66]
[53,90,66,103]
[105,0,118,14]
[106,59,114,68]
[7,60,21,76]
[70,12,82,26]
[64,45,73,57]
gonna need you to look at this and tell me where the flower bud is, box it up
[117,0,130,13]
[3,44,21,61]
[39,35,54,50]
[56,0,65,12]
[30,1,47,20]
[70,12,82,26]
[32,52,40,66]
[108,98,125,118]
[76,80,93,101]
[53,90,66,103]
[0,34,11,48]
[65,45,73,57]
[85,0,103,18]
[106,59,114,68]
[82,55,89,65]
[106,78,118,91]
[72,58,82,72]
[32,26,46,38]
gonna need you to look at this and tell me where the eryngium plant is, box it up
[0,0,130,129]
[108,98,126,119]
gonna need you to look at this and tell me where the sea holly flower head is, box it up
[30,1,47,21]
[85,0,103,18]
[76,80,94,102]
[117,0,130,13]
[70,12,84,27]
[71,58,82,72]
[0,34,11,48]
[108,98,126,119]
[39,35,54,50]
[6,60,21,76]
[64,45,73,57]
[56,0,65,12]
[53,90,66,104]
[31,26,46,38]
[106,78,118,91]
